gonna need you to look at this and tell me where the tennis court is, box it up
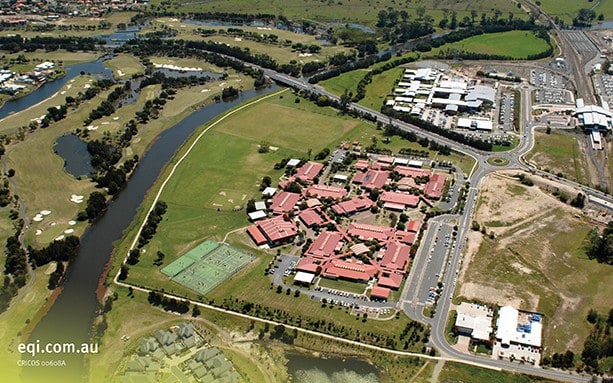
[162,240,255,295]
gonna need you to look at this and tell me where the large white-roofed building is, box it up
[390,68,496,116]
[575,104,613,132]
[495,306,543,348]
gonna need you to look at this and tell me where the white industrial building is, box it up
[391,68,497,115]
[454,302,494,342]
[574,98,613,132]
[495,306,542,348]
[457,117,493,131]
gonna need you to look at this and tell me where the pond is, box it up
[53,134,94,178]
[286,353,381,383]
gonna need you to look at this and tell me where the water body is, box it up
[327,22,377,34]
[0,59,112,120]
[287,353,380,383]
[25,85,279,382]
[53,134,94,178]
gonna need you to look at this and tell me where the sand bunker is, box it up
[87,125,99,131]
[84,84,91,89]
[219,191,226,196]
[153,63,203,72]
[35,230,42,235]
[113,117,119,120]
[41,210,51,215]
[33,214,43,222]
[101,121,109,125]
[68,220,76,225]
[64,228,74,234]
[117,70,125,77]
[55,235,64,241]
[70,194,84,203]
[60,91,66,95]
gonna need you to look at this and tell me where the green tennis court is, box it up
[163,240,255,295]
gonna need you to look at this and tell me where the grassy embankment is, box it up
[526,129,591,185]
[155,0,525,25]
[438,361,560,383]
[427,30,553,59]
[460,174,612,355]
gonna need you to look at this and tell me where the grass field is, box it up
[320,69,367,98]
[318,277,368,295]
[537,0,613,25]
[526,130,590,185]
[103,54,144,78]
[429,30,552,59]
[438,361,559,383]
[460,173,613,355]
[0,50,100,69]
[154,0,527,25]
[359,67,405,110]
[0,269,55,383]
[144,17,350,64]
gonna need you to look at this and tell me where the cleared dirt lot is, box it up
[457,171,613,354]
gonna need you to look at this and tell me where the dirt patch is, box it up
[457,170,610,354]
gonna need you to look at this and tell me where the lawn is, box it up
[103,54,144,78]
[438,361,560,383]
[320,69,368,98]
[318,277,369,295]
[526,130,590,185]
[0,50,100,69]
[537,0,613,25]
[429,30,552,60]
[359,66,404,110]
[155,0,526,25]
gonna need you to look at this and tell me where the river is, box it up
[23,83,278,382]
[0,59,113,121]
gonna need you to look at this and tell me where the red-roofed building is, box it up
[306,184,348,200]
[270,191,301,215]
[380,191,420,210]
[378,271,404,289]
[331,197,374,216]
[371,286,391,300]
[296,256,321,273]
[379,242,411,273]
[306,231,344,258]
[295,161,324,183]
[406,220,422,233]
[424,173,446,200]
[353,159,369,170]
[352,170,389,190]
[322,259,378,282]
[395,166,431,178]
[348,223,394,242]
[298,208,326,228]
[246,225,267,246]
[255,215,298,246]
[395,231,416,245]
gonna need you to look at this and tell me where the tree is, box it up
[192,305,201,317]
[118,265,129,281]
[587,308,598,324]
[85,191,107,221]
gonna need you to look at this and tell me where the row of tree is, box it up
[0,35,104,53]
[138,201,168,248]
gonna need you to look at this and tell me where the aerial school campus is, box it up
[0,0,612,382]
